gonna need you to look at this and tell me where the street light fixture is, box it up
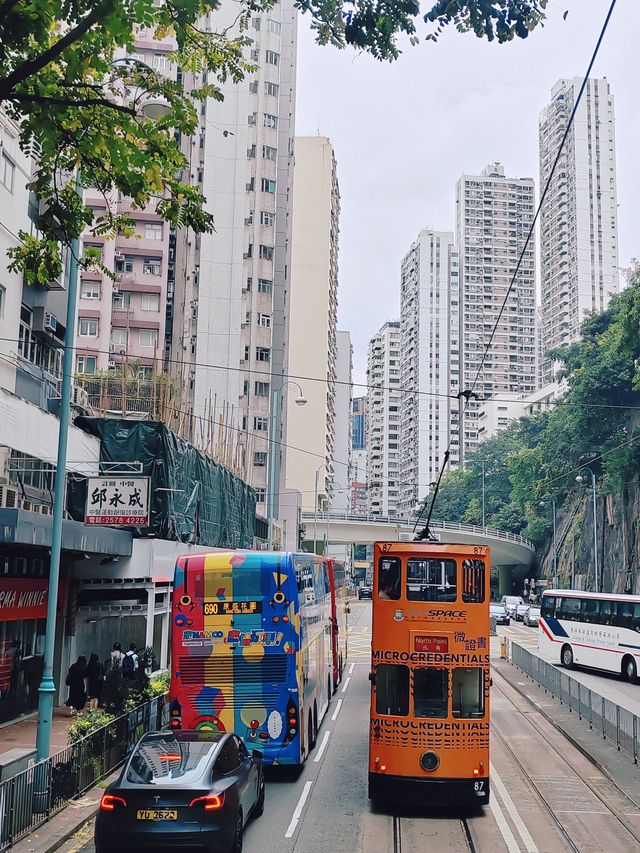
[576,468,599,592]
[266,381,306,549]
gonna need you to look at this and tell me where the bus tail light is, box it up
[283,698,298,744]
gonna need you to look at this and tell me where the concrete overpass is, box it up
[301,511,535,595]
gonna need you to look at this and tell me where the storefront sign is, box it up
[0,578,65,621]
[85,477,150,526]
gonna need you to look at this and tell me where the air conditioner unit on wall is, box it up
[72,385,89,408]
[0,486,18,508]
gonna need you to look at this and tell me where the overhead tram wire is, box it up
[413,0,618,542]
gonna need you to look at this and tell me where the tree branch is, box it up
[0,0,110,101]
[10,92,137,115]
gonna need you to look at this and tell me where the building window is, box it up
[258,278,273,294]
[265,50,279,65]
[145,222,162,240]
[261,179,276,193]
[257,313,271,328]
[255,381,269,396]
[256,347,270,362]
[262,145,277,161]
[254,417,268,431]
[1,154,15,192]
[265,81,279,97]
[80,281,100,300]
[139,329,158,348]
[260,211,275,226]
[243,345,250,361]
[245,277,252,291]
[263,113,278,129]
[252,17,261,29]
[255,487,266,503]
[115,255,134,273]
[259,244,274,260]
[249,80,259,94]
[143,257,161,276]
[267,19,281,33]
[254,451,267,467]
[140,292,160,311]
[111,327,128,347]
[76,355,97,375]
[153,53,171,70]
[78,318,98,336]
[112,292,131,309]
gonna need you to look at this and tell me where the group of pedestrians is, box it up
[65,642,140,715]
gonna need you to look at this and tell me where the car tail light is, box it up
[170,718,182,730]
[189,794,225,811]
[283,697,298,744]
[100,794,127,811]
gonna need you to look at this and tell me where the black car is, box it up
[490,603,510,626]
[95,730,264,853]
[358,585,373,600]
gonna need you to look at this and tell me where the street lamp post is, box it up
[481,460,486,527]
[576,468,598,592]
[267,381,306,549]
[313,463,325,555]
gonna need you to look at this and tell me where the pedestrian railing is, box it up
[509,642,639,766]
[0,696,168,851]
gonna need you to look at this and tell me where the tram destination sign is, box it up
[85,477,150,526]
[413,635,449,653]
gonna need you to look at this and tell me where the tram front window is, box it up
[452,668,484,718]
[407,558,456,602]
[413,668,448,718]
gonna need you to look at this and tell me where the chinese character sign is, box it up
[85,477,150,526]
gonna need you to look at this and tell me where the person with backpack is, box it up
[122,643,138,679]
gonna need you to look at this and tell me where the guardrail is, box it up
[301,511,535,551]
[0,696,168,851]
[509,643,639,765]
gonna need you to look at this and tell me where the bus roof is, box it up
[176,550,326,566]
[542,589,640,604]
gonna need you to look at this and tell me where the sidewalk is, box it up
[493,656,640,798]
[0,707,74,756]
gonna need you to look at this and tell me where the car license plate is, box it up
[136,809,177,821]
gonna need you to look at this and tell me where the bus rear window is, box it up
[375,664,409,716]
[407,558,456,602]
[462,559,485,603]
[414,668,447,718]
[452,669,484,718]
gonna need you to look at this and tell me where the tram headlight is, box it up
[419,751,440,772]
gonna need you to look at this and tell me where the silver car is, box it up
[523,606,540,627]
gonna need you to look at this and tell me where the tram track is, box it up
[392,814,477,852]
[492,671,640,851]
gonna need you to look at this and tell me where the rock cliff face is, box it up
[538,482,639,594]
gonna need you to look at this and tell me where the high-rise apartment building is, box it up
[456,163,536,458]
[284,137,340,514]
[351,396,366,451]
[170,2,297,512]
[539,77,618,380]
[399,230,459,517]
[366,322,401,516]
[331,331,352,512]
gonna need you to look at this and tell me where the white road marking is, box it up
[331,699,343,721]
[341,676,351,693]
[491,763,539,852]
[284,780,313,838]
[313,730,331,763]
[349,662,355,675]
[489,791,522,852]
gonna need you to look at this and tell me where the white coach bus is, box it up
[539,589,640,683]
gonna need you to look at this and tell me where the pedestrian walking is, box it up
[122,643,139,680]
[65,655,87,716]
[110,641,124,670]
[86,653,104,711]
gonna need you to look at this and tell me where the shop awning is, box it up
[0,508,133,557]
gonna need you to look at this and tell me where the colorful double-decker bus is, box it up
[368,541,490,806]
[328,559,349,688]
[169,550,336,764]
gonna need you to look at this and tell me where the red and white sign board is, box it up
[0,578,66,622]
[85,477,150,526]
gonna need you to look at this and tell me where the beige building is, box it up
[284,137,340,515]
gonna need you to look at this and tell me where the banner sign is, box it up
[0,578,66,622]
[85,477,150,526]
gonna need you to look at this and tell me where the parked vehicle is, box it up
[523,606,540,627]
[490,603,510,626]
[95,730,264,853]
[501,595,525,618]
[358,585,373,600]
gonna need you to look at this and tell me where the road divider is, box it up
[285,780,313,839]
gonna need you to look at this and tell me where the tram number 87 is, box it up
[474,781,485,792]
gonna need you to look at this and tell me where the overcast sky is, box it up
[294,0,638,385]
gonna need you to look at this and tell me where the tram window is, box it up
[413,668,448,719]
[406,558,456,602]
[378,557,401,600]
[375,664,409,716]
[462,559,485,603]
[452,669,484,719]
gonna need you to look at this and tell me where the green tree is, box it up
[1,0,547,282]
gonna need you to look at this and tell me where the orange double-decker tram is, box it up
[368,541,490,806]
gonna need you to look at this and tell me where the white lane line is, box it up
[284,780,313,838]
[331,698,343,721]
[341,676,351,694]
[313,730,331,763]
[489,792,522,853]
[349,662,355,675]
[491,763,539,852]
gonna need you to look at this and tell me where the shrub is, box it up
[68,709,115,745]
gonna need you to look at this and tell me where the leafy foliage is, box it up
[67,708,116,744]
[1,0,547,283]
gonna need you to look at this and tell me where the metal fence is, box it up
[0,696,168,851]
[510,643,639,765]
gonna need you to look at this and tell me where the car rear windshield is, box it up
[126,734,222,784]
